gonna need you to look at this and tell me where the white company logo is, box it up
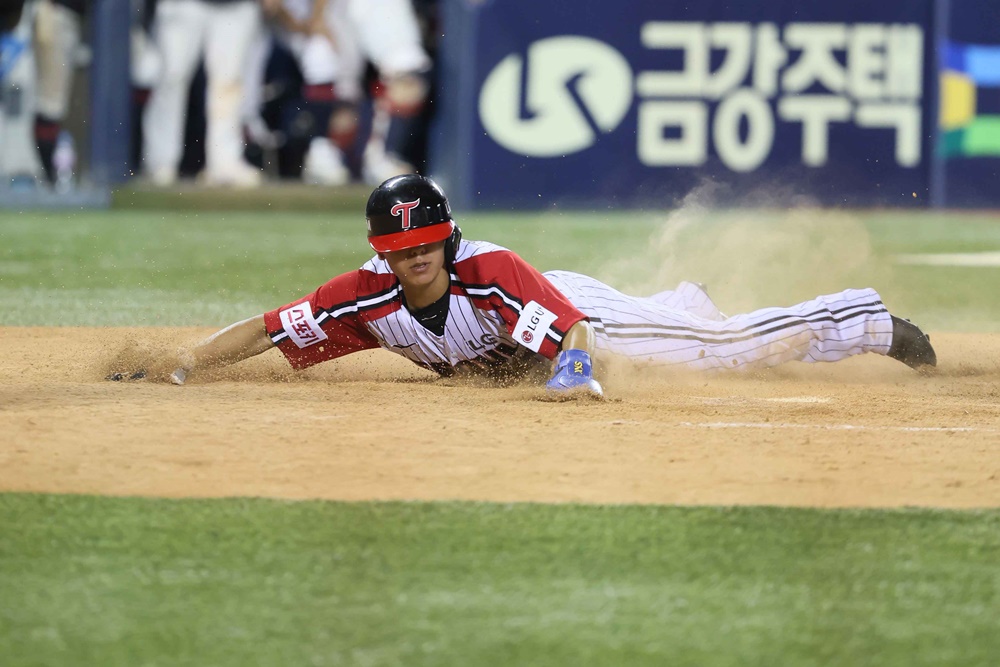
[479,24,924,170]
[512,300,559,353]
[478,36,634,157]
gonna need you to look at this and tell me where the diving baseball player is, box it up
[110,175,936,396]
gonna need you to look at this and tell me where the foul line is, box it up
[679,421,998,434]
[894,251,1000,267]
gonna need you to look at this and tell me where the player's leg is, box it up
[324,9,365,155]
[544,271,897,372]
[647,281,726,321]
[0,0,42,183]
[142,0,207,184]
[345,0,431,183]
[281,27,351,185]
[201,0,262,186]
[32,0,82,185]
[239,28,274,154]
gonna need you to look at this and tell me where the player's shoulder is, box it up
[325,262,397,301]
[454,239,511,262]
[453,240,539,285]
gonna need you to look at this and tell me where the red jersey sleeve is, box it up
[263,271,380,369]
[456,249,586,359]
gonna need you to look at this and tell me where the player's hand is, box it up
[106,369,148,382]
[546,349,604,399]
[106,350,193,386]
[105,367,188,385]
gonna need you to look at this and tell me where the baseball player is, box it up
[111,175,936,396]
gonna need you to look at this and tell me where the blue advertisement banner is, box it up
[938,0,1000,207]
[435,0,938,210]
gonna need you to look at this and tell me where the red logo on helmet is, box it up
[390,199,421,230]
[521,331,533,344]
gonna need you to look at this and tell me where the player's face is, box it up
[382,241,448,289]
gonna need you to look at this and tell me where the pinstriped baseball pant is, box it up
[543,271,894,372]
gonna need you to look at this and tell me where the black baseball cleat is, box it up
[887,316,937,369]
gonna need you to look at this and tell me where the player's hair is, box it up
[366,174,462,263]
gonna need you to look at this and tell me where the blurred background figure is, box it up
[142,0,263,187]
[255,0,433,185]
[32,0,85,190]
[349,0,433,184]
[261,0,353,185]
[1,0,43,186]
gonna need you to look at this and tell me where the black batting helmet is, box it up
[366,174,462,261]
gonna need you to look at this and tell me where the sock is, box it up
[34,115,60,183]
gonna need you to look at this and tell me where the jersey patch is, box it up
[513,300,558,353]
[280,303,329,349]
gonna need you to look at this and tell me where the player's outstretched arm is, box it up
[545,320,604,399]
[166,314,273,385]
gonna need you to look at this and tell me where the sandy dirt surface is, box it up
[1,327,998,508]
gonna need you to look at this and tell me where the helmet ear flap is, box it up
[445,225,462,265]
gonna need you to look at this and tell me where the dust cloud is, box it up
[598,182,894,316]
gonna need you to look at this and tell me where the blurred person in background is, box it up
[31,0,85,189]
[261,0,353,185]
[345,0,433,184]
[1,0,43,186]
[142,0,262,187]
[257,0,432,185]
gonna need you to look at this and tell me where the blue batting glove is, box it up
[546,349,604,398]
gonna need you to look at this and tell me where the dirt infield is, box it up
[1,327,998,508]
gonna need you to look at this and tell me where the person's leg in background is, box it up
[239,27,279,171]
[1,0,43,184]
[282,27,351,185]
[32,0,83,185]
[346,0,431,183]
[142,0,207,185]
[200,0,262,186]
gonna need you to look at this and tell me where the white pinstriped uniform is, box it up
[543,271,895,372]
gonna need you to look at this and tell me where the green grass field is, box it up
[2,203,1000,665]
[3,207,1000,329]
[2,495,999,667]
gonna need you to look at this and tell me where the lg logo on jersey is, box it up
[391,199,420,229]
[467,333,499,351]
[512,301,559,353]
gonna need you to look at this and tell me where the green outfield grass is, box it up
[1,207,999,330]
[1,494,998,667]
